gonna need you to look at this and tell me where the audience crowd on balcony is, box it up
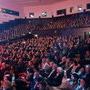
[0,11,90,40]
[0,35,90,90]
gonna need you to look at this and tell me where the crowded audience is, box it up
[0,35,90,90]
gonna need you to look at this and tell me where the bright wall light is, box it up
[41,12,47,17]
[78,7,82,11]
[30,15,34,18]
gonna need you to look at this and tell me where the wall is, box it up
[0,0,90,22]
[23,0,90,18]
[0,0,24,23]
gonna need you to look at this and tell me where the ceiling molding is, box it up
[7,0,66,6]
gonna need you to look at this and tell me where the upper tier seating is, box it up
[0,11,90,41]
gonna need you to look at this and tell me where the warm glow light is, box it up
[42,12,47,17]
[78,7,82,11]
[30,14,34,17]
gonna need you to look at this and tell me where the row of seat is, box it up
[0,11,90,41]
